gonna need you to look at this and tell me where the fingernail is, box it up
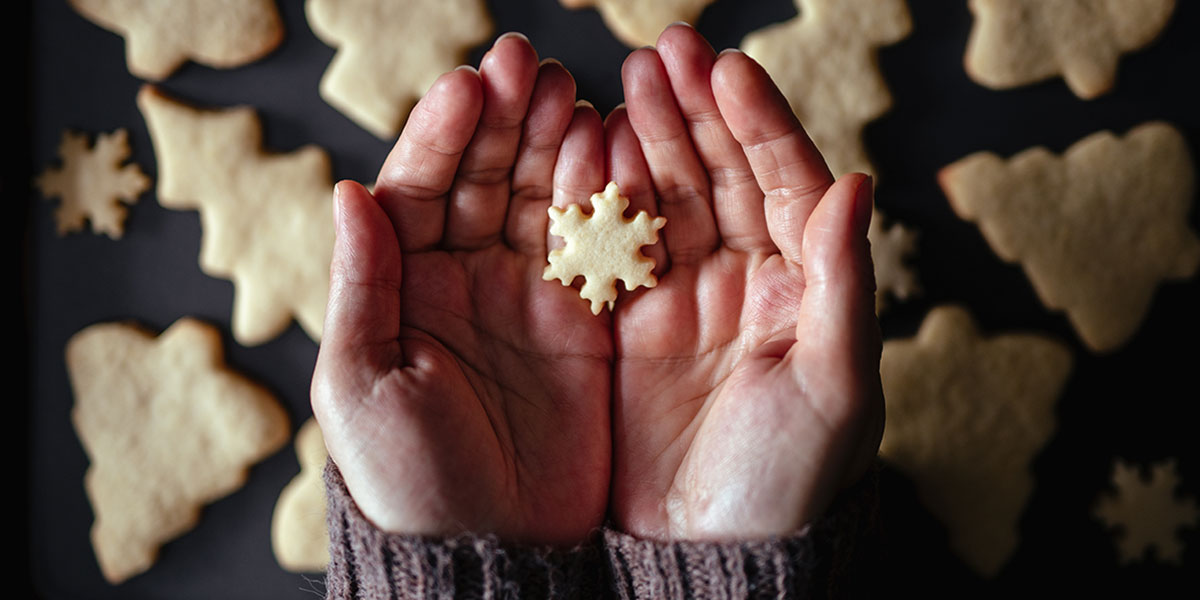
[602,104,627,125]
[333,182,345,232]
[717,48,743,57]
[668,20,693,29]
[454,64,479,74]
[854,175,875,235]
[497,31,530,43]
[575,99,595,109]
[539,57,563,67]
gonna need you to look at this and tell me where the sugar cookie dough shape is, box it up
[740,0,912,177]
[869,209,919,314]
[1094,459,1198,564]
[879,306,1073,577]
[544,182,666,315]
[272,418,329,573]
[306,0,492,139]
[137,86,334,346]
[939,122,1200,353]
[964,0,1176,99]
[35,129,149,239]
[560,0,715,48]
[66,318,290,583]
[68,0,283,80]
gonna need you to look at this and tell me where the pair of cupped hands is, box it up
[311,24,884,546]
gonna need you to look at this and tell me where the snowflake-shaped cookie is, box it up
[543,182,666,315]
[35,129,149,239]
[1094,459,1198,564]
[869,209,919,314]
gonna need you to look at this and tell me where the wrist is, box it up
[325,460,607,599]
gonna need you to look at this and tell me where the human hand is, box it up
[607,24,885,541]
[311,33,612,545]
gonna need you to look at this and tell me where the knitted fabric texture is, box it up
[603,466,881,599]
[324,462,606,599]
[324,460,880,599]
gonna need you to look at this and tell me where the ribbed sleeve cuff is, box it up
[324,461,606,600]
[603,464,881,600]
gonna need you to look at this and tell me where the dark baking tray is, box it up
[24,0,1200,597]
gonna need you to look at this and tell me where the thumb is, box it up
[792,172,884,491]
[318,180,404,374]
[794,173,881,393]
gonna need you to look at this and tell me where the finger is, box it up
[374,67,483,252]
[506,59,577,256]
[622,47,719,264]
[656,24,772,254]
[444,33,540,250]
[794,174,879,393]
[605,105,668,275]
[791,174,884,503]
[712,50,833,264]
[547,102,605,253]
[317,180,404,387]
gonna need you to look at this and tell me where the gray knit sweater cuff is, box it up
[323,461,605,599]
[603,465,881,599]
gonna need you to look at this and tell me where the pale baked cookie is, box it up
[306,0,492,139]
[1094,459,1198,564]
[35,129,149,239]
[271,418,329,573]
[964,0,1176,99]
[66,318,289,583]
[880,305,1072,577]
[560,0,715,48]
[869,209,919,314]
[939,122,1200,353]
[137,85,334,346]
[741,0,912,177]
[544,181,666,315]
[68,0,283,80]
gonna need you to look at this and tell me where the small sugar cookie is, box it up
[869,209,919,314]
[68,0,283,80]
[35,129,149,239]
[939,121,1200,353]
[964,0,1176,99]
[543,181,666,315]
[306,0,492,139]
[271,418,329,573]
[741,0,912,177]
[1094,459,1198,564]
[559,0,715,48]
[66,318,289,583]
[879,305,1072,577]
[137,85,334,346]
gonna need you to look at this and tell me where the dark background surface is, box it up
[23,0,1200,597]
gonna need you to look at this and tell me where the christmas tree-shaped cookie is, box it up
[940,122,1199,353]
[138,86,334,346]
[741,0,912,176]
[880,306,1073,577]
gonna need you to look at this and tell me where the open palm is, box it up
[607,26,885,541]
[311,34,612,545]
